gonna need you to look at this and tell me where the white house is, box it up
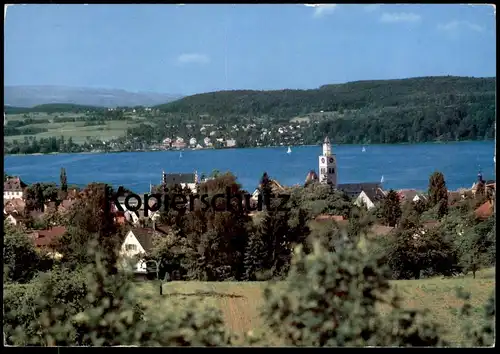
[189,137,197,146]
[119,226,169,275]
[354,191,376,210]
[4,177,27,201]
[353,188,387,210]
[226,139,236,148]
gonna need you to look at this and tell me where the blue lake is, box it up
[4,141,496,194]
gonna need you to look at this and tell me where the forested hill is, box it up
[154,76,495,118]
[151,76,495,144]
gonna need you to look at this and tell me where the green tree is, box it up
[382,190,402,227]
[454,216,495,279]
[60,167,68,193]
[243,231,268,281]
[3,222,41,283]
[428,172,448,218]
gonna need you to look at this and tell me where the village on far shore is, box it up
[4,137,495,278]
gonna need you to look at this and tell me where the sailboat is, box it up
[362,146,366,152]
[287,146,292,154]
[380,175,384,184]
[179,151,183,158]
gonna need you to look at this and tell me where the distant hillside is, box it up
[154,76,495,119]
[4,85,182,108]
[4,103,105,114]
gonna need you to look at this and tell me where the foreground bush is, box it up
[261,241,448,346]
[4,247,234,346]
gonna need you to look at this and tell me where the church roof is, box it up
[162,172,196,185]
[338,182,383,200]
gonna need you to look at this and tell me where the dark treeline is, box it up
[4,103,106,114]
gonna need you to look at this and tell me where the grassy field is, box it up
[136,267,495,346]
[4,112,150,144]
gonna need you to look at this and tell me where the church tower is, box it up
[318,137,337,187]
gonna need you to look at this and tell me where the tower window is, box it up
[330,168,335,174]
[321,168,326,174]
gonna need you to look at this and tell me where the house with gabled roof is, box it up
[4,177,28,201]
[4,212,28,226]
[29,226,67,260]
[119,225,170,277]
[353,187,386,210]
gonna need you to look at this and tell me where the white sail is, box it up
[287,147,292,154]
[380,175,384,184]
[362,146,366,152]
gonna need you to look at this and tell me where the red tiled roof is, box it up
[3,177,27,192]
[475,201,494,220]
[31,226,67,247]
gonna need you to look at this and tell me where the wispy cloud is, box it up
[438,20,485,33]
[379,12,421,23]
[177,53,210,65]
[304,4,338,18]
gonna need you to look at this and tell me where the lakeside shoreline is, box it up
[3,139,493,157]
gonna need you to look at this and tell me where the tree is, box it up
[60,167,68,193]
[383,225,456,280]
[3,222,42,283]
[25,183,45,212]
[382,190,402,227]
[413,199,427,215]
[260,172,272,209]
[58,183,121,273]
[454,216,495,279]
[243,232,268,281]
[428,172,448,218]
[399,202,421,230]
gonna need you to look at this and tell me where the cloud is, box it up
[177,53,210,65]
[437,20,485,33]
[379,12,421,23]
[304,4,338,18]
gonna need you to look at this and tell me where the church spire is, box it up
[323,136,332,157]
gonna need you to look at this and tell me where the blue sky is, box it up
[4,4,496,95]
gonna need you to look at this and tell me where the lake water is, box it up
[4,141,495,194]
